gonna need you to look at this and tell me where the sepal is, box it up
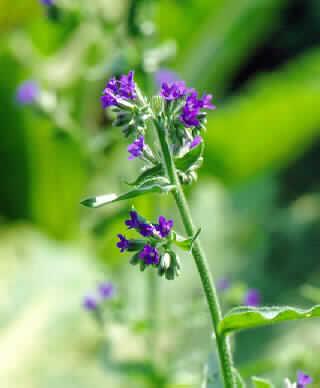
[129,252,140,265]
[159,251,181,280]
[127,239,147,252]
[171,228,201,251]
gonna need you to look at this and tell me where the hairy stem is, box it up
[153,119,236,388]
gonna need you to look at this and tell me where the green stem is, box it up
[153,119,236,388]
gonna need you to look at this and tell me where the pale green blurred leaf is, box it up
[202,349,222,388]
[0,225,147,388]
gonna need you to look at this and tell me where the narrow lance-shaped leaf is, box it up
[252,376,275,388]
[175,142,204,172]
[219,305,320,335]
[81,177,175,208]
[128,165,163,187]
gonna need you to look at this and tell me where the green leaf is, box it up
[129,145,203,188]
[175,143,204,173]
[128,165,163,186]
[172,228,201,251]
[219,305,320,335]
[81,177,175,208]
[251,376,274,388]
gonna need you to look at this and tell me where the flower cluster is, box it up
[159,80,215,153]
[117,210,181,279]
[99,70,215,184]
[101,71,137,109]
[101,71,154,162]
[83,281,115,311]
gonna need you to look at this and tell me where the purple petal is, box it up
[189,135,202,149]
[201,94,216,110]
[155,68,180,87]
[128,135,145,160]
[217,278,230,292]
[40,0,54,5]
[83,295,98,311]
[98,282,115,299]
[116,234,130,252]
[297,371,313,387]
[139,244,160,265]
[16,81,39,105]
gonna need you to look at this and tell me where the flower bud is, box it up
[130,252,140,265]
[158,252,171,277]
[113,113,132,127]
[127,239,147,252]
[163,251,181,280]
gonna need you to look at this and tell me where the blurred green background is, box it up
[1,0,320,387]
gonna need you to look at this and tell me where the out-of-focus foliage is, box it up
[1,0,320,386]
[205,49,320,183]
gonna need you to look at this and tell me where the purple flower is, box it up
[201,94,216,110]
[98,282,115,300]
[155,216,173,238]
[180,92,202,127]
[119,71,137,100]
[180,91,215,127]
[139,244,160,265]
[128,135,145,160]
[83,295,98,311]
[297,371,313,387]
[155,68,180,87]
[117,234,130,252]
[101,71,136,108]
[189,135,202,149]
[139,223,155,237]
[16,81,39,105]
[160,81,188,101]
[244,289,261,307]
[101,77,118,108]
[40,0,54,5]
[217,277,230,292]
[125,211,141,229]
